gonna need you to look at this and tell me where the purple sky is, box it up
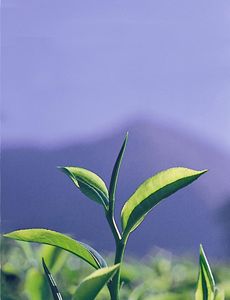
[2,0,230,151]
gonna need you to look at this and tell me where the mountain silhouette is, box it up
[2,120,230,258]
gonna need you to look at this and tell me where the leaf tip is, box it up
[57,166,66,172]
[3,232,13,239]
[57,166,74,179]
[195,168,208,179]
[199,244,205,259]
[124,132,129,144]
[42,257,49,271]
[201,169,208,174]
[57,166,67,174]
[199,243,204,250]
[42,257,47,269]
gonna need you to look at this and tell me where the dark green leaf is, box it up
[121,167,207,236]
[58,166,109,208]
[42,258,63,300]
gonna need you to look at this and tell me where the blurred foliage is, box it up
[1,239,230,300]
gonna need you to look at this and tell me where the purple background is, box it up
[2,0,230,258]
[2,0,230,150]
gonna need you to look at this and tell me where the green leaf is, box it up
[59,166,109,208]
[109,133,128,210]
[195,245,215,300]
[121,167,207,236]
[72,264,119,300]
[4,229,100,269]
[80,242,107,268]
[42,258,63,300]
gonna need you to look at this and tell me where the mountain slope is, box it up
[2,120,230,257]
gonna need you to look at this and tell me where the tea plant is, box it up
[4,133,217,299]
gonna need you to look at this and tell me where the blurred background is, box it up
[2,0,230,261]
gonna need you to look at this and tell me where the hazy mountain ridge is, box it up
[2,120,230,258]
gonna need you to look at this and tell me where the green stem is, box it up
[105,193,127,300]
[109,241,126,300]
[106,211,121,244]
[105,208,127,300]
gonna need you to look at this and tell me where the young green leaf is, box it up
[109,133,128,211]
[58,166,109,208]
[4,229,101,269]
[195,245,215,300]
[72,264,119,300]
[42,258,63,300]
[121,167,207,236]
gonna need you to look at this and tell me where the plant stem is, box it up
[106,211,121,245]
[106,191,127,300]
[105,208,127,300]
[109,240,126,300]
